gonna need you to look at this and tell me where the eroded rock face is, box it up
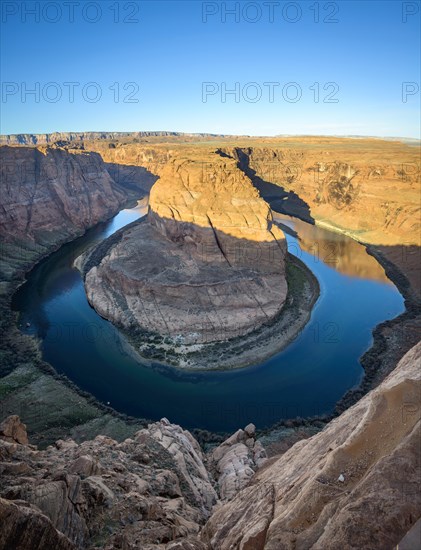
[0,145,146,286]
[148,156,286,272]
[231,145,421,247]
[135,418,218,514]
[0,418,218,549]
[84,153,287,347]
[0,416,266,549]
[0,146,128,244]
[0,497,77,550]
[208,423,267,501]
[89,138,421,301]
[201,342,421,549]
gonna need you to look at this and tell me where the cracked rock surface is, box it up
[0,343,420,549]
[84,152,287,348]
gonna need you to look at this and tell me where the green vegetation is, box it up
[0,235,145,448]
[116,253,320,371]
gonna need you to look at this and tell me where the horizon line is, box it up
[1,130,420,142]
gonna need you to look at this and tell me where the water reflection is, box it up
[274,214,390,284]
[11,200,404,433]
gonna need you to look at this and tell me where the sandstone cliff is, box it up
[86,137,420,282]
[229,142,420,256]
[0,144,150,445]
[201,341,421,549]
[226,143,420,244]
[82,135,419,248]
[0,145,128,241]
[0,145,142,283]
[84,152,288,350]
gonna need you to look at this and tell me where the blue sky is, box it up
[1,0,420,137]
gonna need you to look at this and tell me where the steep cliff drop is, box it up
[83,152,289,366]
[0,144,145,283]
[201,341,421,550]
[0,342,419,550]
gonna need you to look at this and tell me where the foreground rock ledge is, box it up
[0,342,420,549]
[0,415,265,549]
[84,153,288,350]
[201,341,421,549]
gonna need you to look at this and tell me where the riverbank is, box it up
[1,199,418,451]
[256,213,421,455]
[0,198,149,448]
[79,245,320,371]
[332,242,421,415]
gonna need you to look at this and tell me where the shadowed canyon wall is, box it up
[85,137,420,299]
[0,144,153,284]
[84,152,288,346]
[85,136,420,245]
[229,143,420,246]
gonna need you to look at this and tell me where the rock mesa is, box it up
[85,153,287,347]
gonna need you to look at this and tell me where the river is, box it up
[12,199,404,433]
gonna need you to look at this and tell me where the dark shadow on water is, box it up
[11,202,411,433]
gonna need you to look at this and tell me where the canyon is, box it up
[0,133,420,548]
[0,342,419,549]
[82,151,289,364]
[0,144,147,287]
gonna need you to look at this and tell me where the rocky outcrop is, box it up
[135,418,218,513]
[0,417,218,549]
[84,152,287,351]
[0,145,128,244]
[208,423,267,501]
[201,342,421,549]
[0,145,144,284]
[230,143,420,247]
[0,497,76,550]
[0,415,28,445]
[89,138,420,299]
[1,340,420,549]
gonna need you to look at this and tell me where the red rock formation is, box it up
[201,342,421,549]
[84,152,287,348]
[0,145,128,244]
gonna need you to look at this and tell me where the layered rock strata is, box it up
[230,144,420,248]
[0,145,148,284]
[84,153,287,347]
[201,341,421,549]
[87,137,420,295]
[0,132,228,146]
[0,145,128,244]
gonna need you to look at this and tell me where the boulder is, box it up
[0,416,28,445]
[209,425,267,501]
[0,497,76,550]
